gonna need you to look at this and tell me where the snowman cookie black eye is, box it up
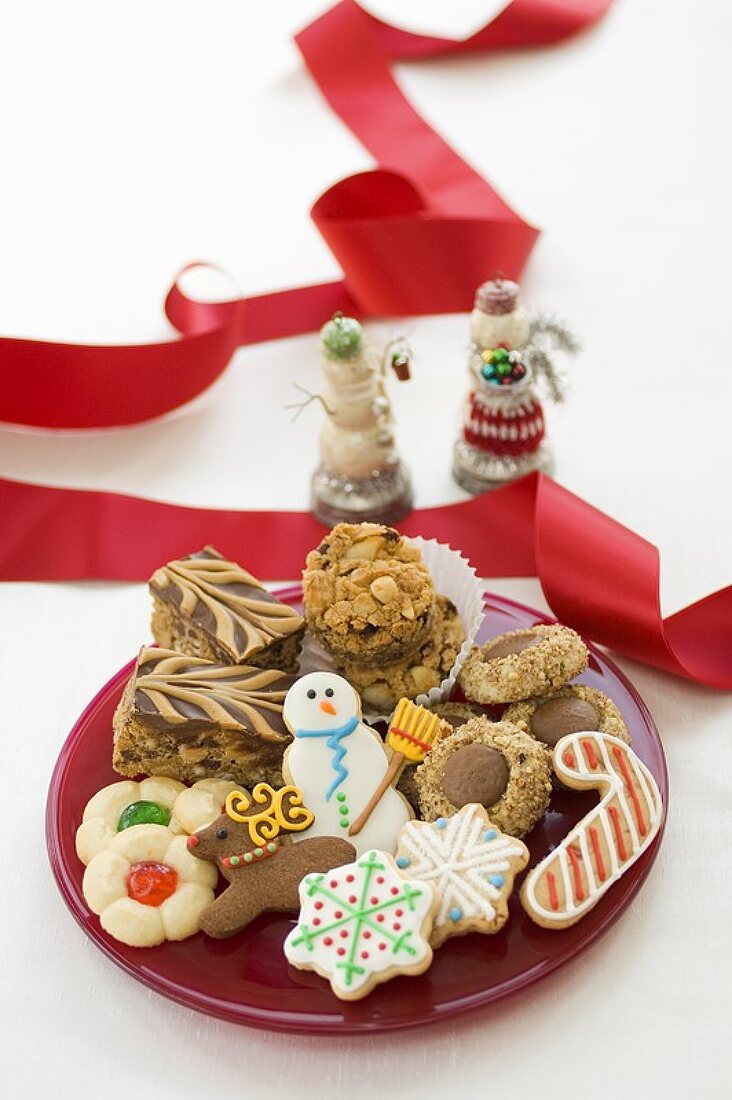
[307,689,317,699]
[325,688,334,698]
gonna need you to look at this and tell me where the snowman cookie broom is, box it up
[349,699,442,838]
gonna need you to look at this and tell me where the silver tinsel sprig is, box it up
[530,312,581,355]
[524,345,566,404]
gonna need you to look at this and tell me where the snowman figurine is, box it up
[282,672,413,857]
[301,313,413,526]
[453,276,577,494]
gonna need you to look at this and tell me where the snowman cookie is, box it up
[282,673,413,856]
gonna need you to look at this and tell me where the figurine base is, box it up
[452,438,554,495]
[311,463,413,526]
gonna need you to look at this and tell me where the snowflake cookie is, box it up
[284,849,438,1000]
[394,804,529,947]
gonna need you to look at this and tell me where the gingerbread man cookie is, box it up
[520,732,663,928]
[395,804,528,947]
[284,849,438,1000]
[187,783,354,938]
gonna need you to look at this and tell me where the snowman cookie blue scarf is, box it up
[294,715,360,801]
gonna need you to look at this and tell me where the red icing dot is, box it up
[337,947,346,956]
[370,896,379,905]
[361,951,369,959]
[393,923,401,931]
[323,936,333,946]
[314,901,323,910]
[395,909,403,917]
[312,918,321,926]
[346,874,354,883]
[339,929,348,938]
[348,895,357,903]
[334,910,343,919]
[363,930,372,939]
[376,914,384,922]
[390,886,399,895]
[126,862,178,907]
[378,943,387,951]
[376,876,384,884]
[329,879,338,887]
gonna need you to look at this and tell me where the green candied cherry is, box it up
[320,313,363,360]
[117,800,172,831]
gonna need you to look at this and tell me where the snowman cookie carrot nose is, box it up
[282,673,413,856]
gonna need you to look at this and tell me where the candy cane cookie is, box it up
[520,732,663,928]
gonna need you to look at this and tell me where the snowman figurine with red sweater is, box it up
[453,277,577,494]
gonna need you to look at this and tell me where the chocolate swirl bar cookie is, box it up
[150,546,305,672]
[112,648,297,788]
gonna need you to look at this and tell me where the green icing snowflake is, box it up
[285,850,434,992]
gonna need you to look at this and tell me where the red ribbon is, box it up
[0,0,610,428]
[1,471,730,689]
[2,1,730,692]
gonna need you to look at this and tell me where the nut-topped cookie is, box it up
[339,595,465,712]
[415,716,552,838]
[458,624,588,705]
[303,523,436,666]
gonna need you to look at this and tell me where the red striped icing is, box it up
[566,845,585,902]
[563,750,576,769]
[582,738,598,769]
[547,871,559,911]
[589,826,606,882]
[608,804,628,860]
[612,744,647,836]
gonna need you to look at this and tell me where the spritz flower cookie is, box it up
[82,825,217,947]
[458,624,588,705]
[171,779,244,835]
[75,777,186,866]
[415,717,552,838]
[395,804,528,947]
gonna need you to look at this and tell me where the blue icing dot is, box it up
[483,829,497,842]
[449,907,463,922]
[436,818,447,829]
[488,874,505,888]
[396,856,410,868]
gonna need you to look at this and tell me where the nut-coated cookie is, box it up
[458,624,588,705]
[415,716,552,838]
[504,685,630,750]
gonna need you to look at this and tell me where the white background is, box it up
[1,1,730,1097]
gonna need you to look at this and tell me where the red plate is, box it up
[47,587,667,1034]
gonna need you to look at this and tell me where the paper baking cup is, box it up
[298,536,485,723]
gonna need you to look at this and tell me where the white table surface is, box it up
[1,2,730,1096]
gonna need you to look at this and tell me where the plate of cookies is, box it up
[47,523,668,1034]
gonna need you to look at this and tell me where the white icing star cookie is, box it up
[394,804,529,947]
[284,849,438,1000]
